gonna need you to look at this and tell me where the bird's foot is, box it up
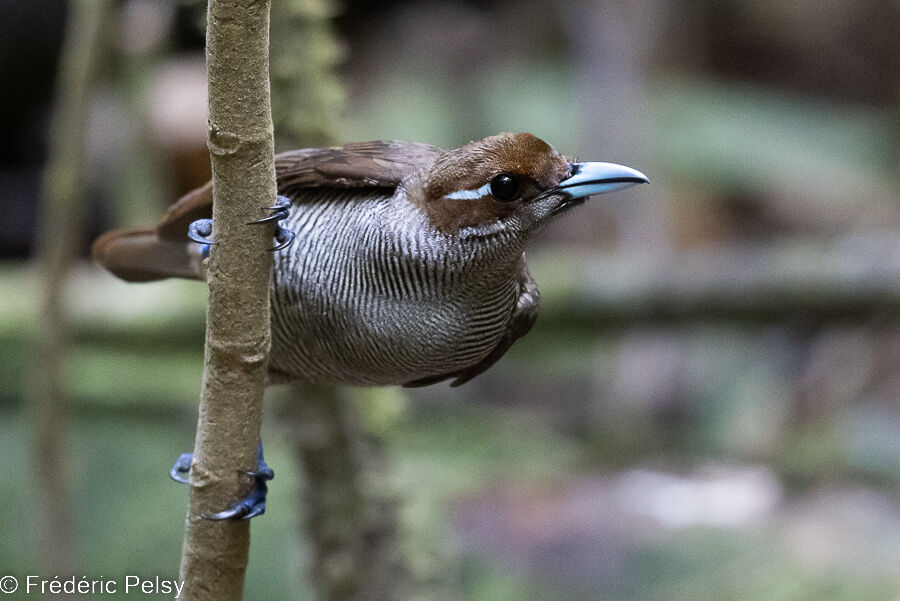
[169,442,274,520]
[169,452,193,483]
[186,195,295,253]
[187,218,215,250]
[248,195,295,252]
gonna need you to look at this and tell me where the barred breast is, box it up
[268,188,522,385]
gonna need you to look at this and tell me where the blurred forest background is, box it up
[2,0,900,599]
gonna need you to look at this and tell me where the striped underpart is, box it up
[268,187,527,385]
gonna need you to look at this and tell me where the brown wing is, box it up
[93,140,443,282]
[404,261,540,388]
[275,140,442,195]
[159,140,443,242]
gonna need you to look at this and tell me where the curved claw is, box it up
[187,219,216,245]
[248,212,284,225]
[269,195,292,210]
[202,442,274,521]
[204,481,269,520]
[247,195,292,225]
[271,226,295,252]
[170,452,193,484]
[245,195,296,252]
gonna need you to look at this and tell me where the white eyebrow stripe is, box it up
[445,182,492,200]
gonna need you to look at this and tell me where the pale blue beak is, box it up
[545,161,649,215]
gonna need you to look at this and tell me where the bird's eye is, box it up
[489,173,519,201]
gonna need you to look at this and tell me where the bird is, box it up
[93,132,648,518]
[93,132,648,389]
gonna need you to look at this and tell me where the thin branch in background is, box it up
[177,0,277,598]
[270,0,345,149]
[268,2,419,598]
[277,384,413,601]
[563,0,673,257]
[27,0,114,577]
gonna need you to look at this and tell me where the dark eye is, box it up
[489,173,519,201]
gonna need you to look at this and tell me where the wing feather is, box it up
[157,140,442,241]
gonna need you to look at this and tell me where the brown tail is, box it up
[91,228,203,282]
[93,181,213,282]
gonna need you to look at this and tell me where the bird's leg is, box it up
[186,195,295,253]
[169,441,275,520]
[247,194,296,252]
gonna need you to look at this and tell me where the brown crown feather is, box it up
[410,132,571,233]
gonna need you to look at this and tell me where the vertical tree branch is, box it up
[270,0,344,149]
[177,1,276,599]
[563,0,673,257]
[279,385,411,601]
[28,0,114,577]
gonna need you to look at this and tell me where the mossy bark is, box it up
[177,1,277,599]
[278,385,412,601]
[270,0,344,149]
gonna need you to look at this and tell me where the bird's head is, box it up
[404,132,648,239]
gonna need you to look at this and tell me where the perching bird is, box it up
[94,132,647,518]
[93,132,647,389]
